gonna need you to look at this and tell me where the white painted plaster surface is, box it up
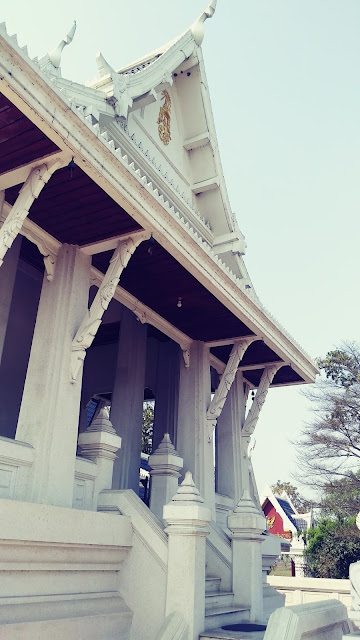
[164,473,212,640]
[15,244,91,507]
[177,341,215,515]
[264,599,351,639]
[267,576,352,610]
[99,489,168,640]
[216,371,246,504]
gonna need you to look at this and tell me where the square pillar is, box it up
[149,433,183,520]
[176,341,215,516]
[163,472,211,640]
[151,340,180,451]
[78,403,122,508]
[228,490,266,622]
[110,307,147,492]
[15,244,91,507]
[216,370,247,505]
[0,236,21,362]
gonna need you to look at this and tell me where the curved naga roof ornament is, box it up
[48,21,77,68]
[190,0,217,46]
[96,52,132,119]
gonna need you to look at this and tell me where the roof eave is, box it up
[0,29,318,384]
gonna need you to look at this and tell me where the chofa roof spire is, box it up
[48,21,77,68]
[190,0,217,46]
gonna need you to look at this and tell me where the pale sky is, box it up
[2,0,359,499]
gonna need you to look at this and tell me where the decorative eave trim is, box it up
[0,28,318,384]
[88,29,196,100]
[102,117,213,244]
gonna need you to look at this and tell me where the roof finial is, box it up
[191,0,217,46]
[96,52,133,118]
[48,21,76,68]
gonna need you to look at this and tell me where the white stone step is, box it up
[343,634,360,639]
[206,591,235,608]
[206,576,222,593]
[204,605,250,631]
[200,627,265,640]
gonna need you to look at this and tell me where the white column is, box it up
[176,341,215,515]
[15,244,91,507]
[149,433,183,520]
[110,307,147,492]
[78,403,122,508]
[216,370,246,504]
[0,236,21,362]
[163,472,211,640]
[289,542,307,577]
[262,533,286,620]
[228,490,266,622]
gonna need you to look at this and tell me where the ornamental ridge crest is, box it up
[157,90,171,146]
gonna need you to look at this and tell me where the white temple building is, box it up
[0,3,320,639]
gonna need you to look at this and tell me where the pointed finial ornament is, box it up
[87,401,116,434]
[152,433,181,457]
[48,21,76,68]
[171,471,205,505]
[96,52,132,118]
[191,0,217,46]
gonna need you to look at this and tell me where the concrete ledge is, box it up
[267,575,352,610]
[0,498,132,547]
[0,595,132,639]
[0,437,34,465]
[264,599,351,639]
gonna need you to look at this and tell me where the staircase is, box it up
[203,575,251,634]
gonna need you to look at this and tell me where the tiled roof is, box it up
[277,498,297,529]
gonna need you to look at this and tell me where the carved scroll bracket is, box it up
[0,160,61,268]
[70,230,150,383]
[181,347,190,368]
[206,336,258,443]
[133,306,147,324]
[241,362,283,449]
[24,226,60,282]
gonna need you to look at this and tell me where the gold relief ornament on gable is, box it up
[157,90,171,146]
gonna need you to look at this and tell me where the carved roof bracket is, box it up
[242,362,284,440]
[181,347,190,368]
[24,225,60,282]
[0,160,62,268]
[70,229,150,383]
[206,336,258,442]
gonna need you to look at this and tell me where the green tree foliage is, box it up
[142,401,154,454]
[304,517,360,579]
[296,342,360,491]
[271,480,313,513]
